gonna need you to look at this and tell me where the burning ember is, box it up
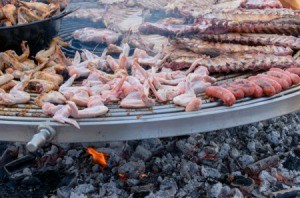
[118,173,128,180]
[86,147,107,168]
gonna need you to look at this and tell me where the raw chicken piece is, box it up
[0,74,31,105]
[67,96,109,118]
[120,85,155,108]
[173,75,202,112]
[70,89,90,107]
[120,76,155,108]
[0,74,14,86]
[35,91,66,107]
[42,102,80,129]
[101,76,127,103]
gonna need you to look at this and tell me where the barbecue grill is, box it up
[0,2,300,153]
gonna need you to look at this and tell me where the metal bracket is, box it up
[26,125,56,153]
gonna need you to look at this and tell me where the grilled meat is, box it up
[173,38,293,56]
[202,9,300,23]
[198,34,300,50]
[241,0,283,9]
[196,18,300,36]
[139,21,227,36]
[73,28,120,45]
[164,53,300,72]
[2,4,16,25]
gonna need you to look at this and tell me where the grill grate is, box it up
[0,16,298,126]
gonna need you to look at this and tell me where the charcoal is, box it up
[218,143,230,159]
[2,110,300,197]
[230,148,240,159]
[207,182,222,197]
[230,175,255,193]
[201,166,221,179]
[130,145,152,161]
[229,188,244,197]
[238,155,254,168]
[63,156,74,166]
[140,138,163,154]
[130,184,154,194]
[259,170,277,193]
[247,141,256,152]
[267,131,281,146]
[155,178,178,197]
[57,186,72,198]
[118,161,145,179]
[99,180,128,197]
[46,145,59,155]
[126,179,140,187]
[67,149,82,158]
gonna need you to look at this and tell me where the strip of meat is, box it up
[263,74,290,90]
[72,27,120,45]
[234,79,261,97]
[202,9,300,23]
[164,0,245,18]
[196,19,300,36]
[138,22,227,37]
[166,53,299,72]
[173,38,292,56]
[205,86,236,106]
[241,0,283,9]
[248,77,276,97]
[198,34,300,50]
[286,68,300,76]
[270,68,300,85]
[164,53,300,72]
[254,75,282,93]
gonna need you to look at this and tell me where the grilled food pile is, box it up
[0,0,300,128]
[0,0,66,26]
[0,38,69,105]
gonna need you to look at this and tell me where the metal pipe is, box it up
[26,125,56,153]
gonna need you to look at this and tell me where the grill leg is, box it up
[26,125,56,153]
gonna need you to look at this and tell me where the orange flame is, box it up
[87,147,107,168]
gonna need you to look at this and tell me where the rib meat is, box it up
[164,53,300,73]
[202,9,300,23]
[138,22,227,37]
[173,38,292,56]
[196,18,300,36]
[241,0,283,9]
[198,34,300,50]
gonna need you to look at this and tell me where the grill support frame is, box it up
[0,89,299,143]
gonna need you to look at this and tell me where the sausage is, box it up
[248,77,276,97]
[205,86,236,106]
[232,79,255,97]
[234,79,263,98]
[220,83,245,100]
[267,71,292,86]
[256,74,282,93]
[263,74,290,90]
[270,68,300,85]
[286,68,300,76]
